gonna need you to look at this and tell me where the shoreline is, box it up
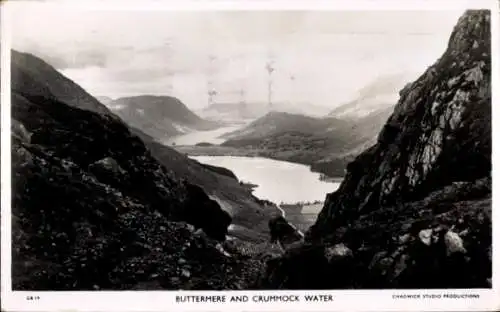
[182,146,339,237]
[174,144,346,180]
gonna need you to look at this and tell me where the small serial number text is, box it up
[26,296,41,301]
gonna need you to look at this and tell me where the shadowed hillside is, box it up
[9,50,282,290]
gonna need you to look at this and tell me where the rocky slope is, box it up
[107,95,220,140]
[9,50,280,290]
[12,91,238,290]
[14,50,280,242]
[261,10,492,289]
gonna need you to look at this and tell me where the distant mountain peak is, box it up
[329,71,418,119]
[106,95,220,139]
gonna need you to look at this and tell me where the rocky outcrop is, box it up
[87,157,129,187]
[181,183,232,241]
[262,10,491,289]
[310,9,491,239]
[11,91,238,289]
[9,51,263,290]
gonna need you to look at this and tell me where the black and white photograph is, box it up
[1,0,497,310]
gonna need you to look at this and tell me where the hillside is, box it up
[9,50,282,290]
[107,95,220,140]
[218,110,391,177]
[11,51,282,242]
[220,111,342,141]
[11,93,239,290]
[310,106,396,176]
[212,74,411,177]
[261,10,492,289]
[11,51,112,116]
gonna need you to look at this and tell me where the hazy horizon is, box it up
[11,3,465,110]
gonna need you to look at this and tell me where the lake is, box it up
[162,125,245,146]
[190,155,341,204]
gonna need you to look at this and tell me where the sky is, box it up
[10,2,466,110]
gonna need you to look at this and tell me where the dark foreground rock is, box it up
[8,50,267,290]
[261,10,492,289]
[11,92,245,290]
[269,216,303,247]
[9,49,291,290]
[261,178,491,289]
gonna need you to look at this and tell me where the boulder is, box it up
[418,229,433,246]
[88,157,128,186]
[443,230,467,255]
[324,243,353,263]
[268,216,303,246]
[181,183,232,241]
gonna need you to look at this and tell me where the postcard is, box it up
[1,0,498,311]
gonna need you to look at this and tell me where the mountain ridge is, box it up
[11,50,113,116]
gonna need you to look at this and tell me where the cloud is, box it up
[10,3,465,108]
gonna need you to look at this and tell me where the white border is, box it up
[3,0,495,11]
[1,0,13,307]
[1,0,499,311]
